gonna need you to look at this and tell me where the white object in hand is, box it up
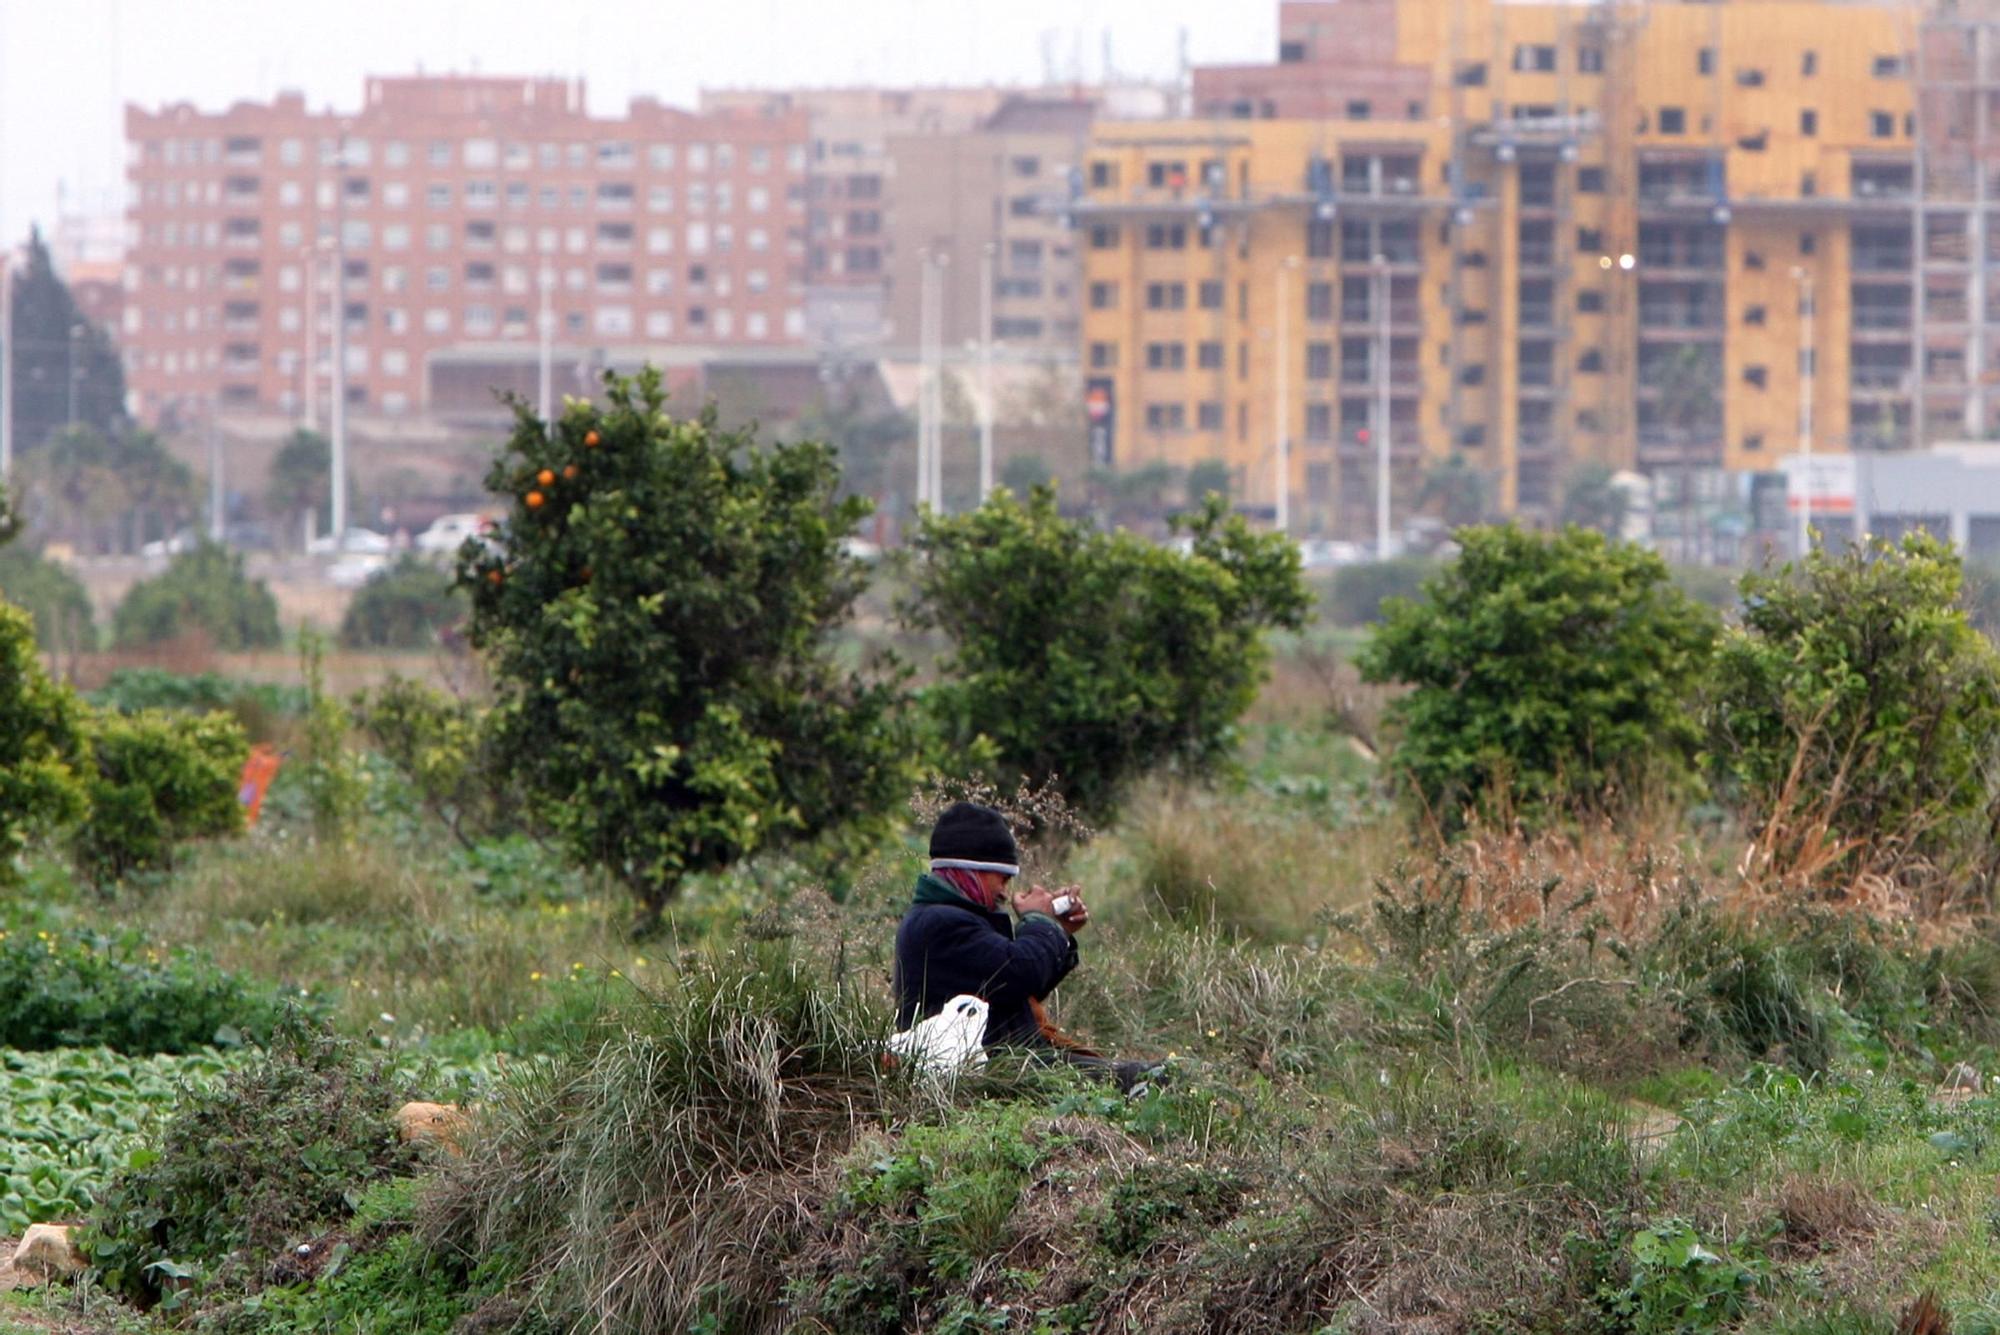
[886,994,989,1076]
[1051,895,1076,916]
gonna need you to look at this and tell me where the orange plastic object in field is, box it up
[237,744,282,826]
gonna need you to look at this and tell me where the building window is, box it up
[1089,281,1118,309]
[1800,231,1818,255]
[1198,402,1226,431]
[1198,280,1224,310]
[1802,50,1818,76]
[1145,161,1188,189]
[1144,403,1187,431]
[1801,109,1818,136]
[1145,342,1187,370]
[1144,282,1187,310]
[1088,224,1120,250]
[1306,343,1334,380]
[1658,107,1686,135]
[1305,404,1333,440]
[1873,54,1904,77]
[1089,342,1117,369]
[1577,167,1605,193]
[1279,40,1307,64]
[1744,304,1767,326]
[1306,282,1335,322]
[1744,365,1769,388]
[1089,160,1117,189]
[1578,46,1604,74]
[1871,110,1894,137]
[1697,47,1715,75]
[1578,348,1604,373]
[1144,223,1187,250]
[1513,44,1557,72]
[1345,100,1371,120]
[1577,226,1602,252]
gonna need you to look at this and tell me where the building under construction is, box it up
[1077,0,2000,539]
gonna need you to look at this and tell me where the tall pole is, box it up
[66,322,82,429]
[1794,267,1815,558]
[329,138,350,543]
[930,253,949,512]
[302,248,319,429]
[1374,253,1392,558]
[0,259,13,480]
[207,397,224,542]
[538,263,555,428]
[978,242,995,504]
[917,250,934,509]
[1273,257,1296,535]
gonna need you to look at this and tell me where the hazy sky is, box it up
[0,0,1273,245]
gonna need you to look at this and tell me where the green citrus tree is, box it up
[458,369,912,924]
[902,487,1310,825]
[1359,525,1720,827]
[1711,533,2000,886]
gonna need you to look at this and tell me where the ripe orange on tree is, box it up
[537,468,556,486]
[525,490,546,509]
[584,429,601,447]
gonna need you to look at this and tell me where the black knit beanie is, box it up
[928,802,1020,875]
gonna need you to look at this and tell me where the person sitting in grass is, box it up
[894,800,1155,1090]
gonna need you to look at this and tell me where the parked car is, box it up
[415,513,495,555]
[307,526,392,556]
[325,553,389,589]
[1298,539,1367,570]
[139,528,199,558]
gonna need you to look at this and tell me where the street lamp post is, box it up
[978,242,995,504]
[1373,252,1392,558]
[66,322,83,429]
[0,258,13,479]
[329,136,350,546]
[1792,265,1815,558]
[1273,255,1300,535]
[538,263,555,429]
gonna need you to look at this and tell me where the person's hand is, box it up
[1051,882,1089,935]
[1013,884,1060,919]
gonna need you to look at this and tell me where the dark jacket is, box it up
[893,873,1078,1048]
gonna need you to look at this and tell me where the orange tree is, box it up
[458,369,911,924]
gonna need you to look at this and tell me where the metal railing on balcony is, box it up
[1639,245,1724,269]
[1518,244,1555,266]
[1853,303,1911,330]
[1855,248,1913,272]
[1518,302,1555,327]
[1852,364,1909,389]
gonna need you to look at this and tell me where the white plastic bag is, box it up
[886,994,989,1076]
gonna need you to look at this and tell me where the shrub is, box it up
[111,540,282,650]
[0,602,87,881]
[1711,533,2000,890]
[1359,525,1720,827]
[0,544,94,656]
[0,924,289,1053]
[459,369,912,922]
[88,666,305,740]
[85,1016,419,1303]
[418,937,898,1332]
[338,555,463,649]
[70,706,246,883]
[353,675,524,846]
[1323,556,1441,627]
[903,488,1310,825]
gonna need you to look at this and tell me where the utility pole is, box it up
[66,322,83,428]
[0,258,13,479]
[1373,252,1392,558]
[538,263,555,428]
[329,136,350,544]
[1793,266,1815,558]
[207,397,224,542]
[302,247,319,429]
[917,249,934,509]
[1273,255,1299,534]
[978,242,995,504]
[931,252,949,511]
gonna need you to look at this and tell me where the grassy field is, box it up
[7,638,2000,1333]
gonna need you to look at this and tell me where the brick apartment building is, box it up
[122,76,810,424]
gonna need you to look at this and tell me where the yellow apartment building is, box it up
[1078,0,1987,537]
